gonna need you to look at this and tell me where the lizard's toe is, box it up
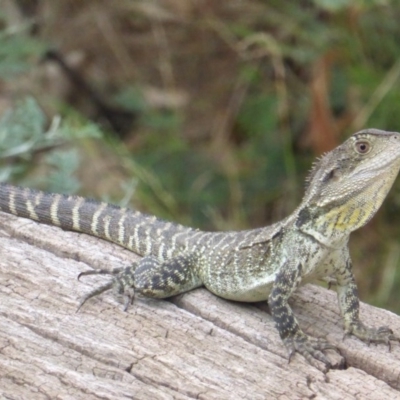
[285,333,345,372]
[346,322,400,351]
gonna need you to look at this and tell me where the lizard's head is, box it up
[303,128,400,233]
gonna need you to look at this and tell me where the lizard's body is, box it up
[1,128,400,369]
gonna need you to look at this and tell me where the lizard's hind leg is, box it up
[77,265,136,311]
[133,253,203,299]
[77,252,202,311]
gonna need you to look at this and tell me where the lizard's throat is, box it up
[295,200,374,248]
[315,200,376,235]
[302,189,391,241]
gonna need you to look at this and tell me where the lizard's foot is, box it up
[284,332,345,372]
[345,321,400,351]
[77,266,136,312]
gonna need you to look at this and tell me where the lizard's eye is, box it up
[354,140,371,154]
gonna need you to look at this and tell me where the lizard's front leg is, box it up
[335,258,400,348]
[269,261,344,370]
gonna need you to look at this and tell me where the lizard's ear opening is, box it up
[322,168,341,183]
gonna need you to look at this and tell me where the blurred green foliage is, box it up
[0,97,102,193]
[0,11,46,79]
[1,0,400,312]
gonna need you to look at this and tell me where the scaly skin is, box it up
[1,128,400,370]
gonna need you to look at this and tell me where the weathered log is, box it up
[0,212,399,399]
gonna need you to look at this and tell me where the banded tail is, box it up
[0,183,196,258]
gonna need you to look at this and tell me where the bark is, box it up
[0,213,400,399]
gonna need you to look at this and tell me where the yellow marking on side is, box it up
[26,200,39,221]
[35,192,43,205]
[336,207,355,229]
[320,203,370,234]
[347,207,366,227]
[50,194,62,226]
[103,215,112,240]
[9,190,17,215]
[133,222,142,251]
[158,242,164,257]
[128,234,134,250]
[91,202,107,236]
[145,231,152,255]
[23,190,42,221]
[118,210,127,245]
[72,197,84,231]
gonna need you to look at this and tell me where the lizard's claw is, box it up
[76,281,113,312]
[77,267,124,280]
[284,332,346,372]
[345,322,400,351]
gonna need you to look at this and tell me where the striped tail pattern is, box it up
[0,183,197,259]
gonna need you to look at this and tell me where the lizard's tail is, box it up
[0,183,196,257]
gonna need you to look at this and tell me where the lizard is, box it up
[0,128,400,370]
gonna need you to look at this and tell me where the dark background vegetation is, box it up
[1,0,400,311]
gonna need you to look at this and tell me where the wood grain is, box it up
[0,213,399,399]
